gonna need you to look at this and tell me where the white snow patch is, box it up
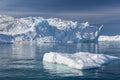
[36,36,56,43]
[47,18,77,30]
[76,32,82,39]
[81,22,89,27]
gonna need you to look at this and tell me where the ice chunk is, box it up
[99,35,120,41]
[0,34,13,43]
[43,52,118,69]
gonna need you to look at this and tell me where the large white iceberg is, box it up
[0,15,103,43]
[43,52,118,69]
[99,35,120,41]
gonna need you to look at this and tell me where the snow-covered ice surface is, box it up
[43,52,118,70]
[0,15,103,43]
[99,35,120,41]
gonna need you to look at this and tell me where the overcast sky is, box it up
[0,0,120,24]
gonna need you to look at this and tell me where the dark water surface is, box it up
[0,42,120,80]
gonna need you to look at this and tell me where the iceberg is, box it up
[99,35,120,41]
[43,52,118,69]
[0,15,103,43]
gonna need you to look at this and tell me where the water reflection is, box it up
[76,43,98,53]
[43,62,83,77]
[50,43,99,53]
[9,43,55,69]
[0,42,119,69]
[0,41,120,78]
[98,41,120,56]
[0,44,13,69]
[11,43,35,59]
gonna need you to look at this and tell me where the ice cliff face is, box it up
[0,15,103,43]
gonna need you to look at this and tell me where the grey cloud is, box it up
[0,0,120,24]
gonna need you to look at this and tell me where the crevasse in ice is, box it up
[0,15,103,43]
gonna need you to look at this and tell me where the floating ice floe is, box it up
[99,35,120,41]
[43,52,118,69]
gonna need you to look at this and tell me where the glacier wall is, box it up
[0,15,103,43]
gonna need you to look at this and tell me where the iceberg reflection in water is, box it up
[43,62,83,77]
[0,41,119,79]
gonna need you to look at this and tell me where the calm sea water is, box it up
[0,42,120,80]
